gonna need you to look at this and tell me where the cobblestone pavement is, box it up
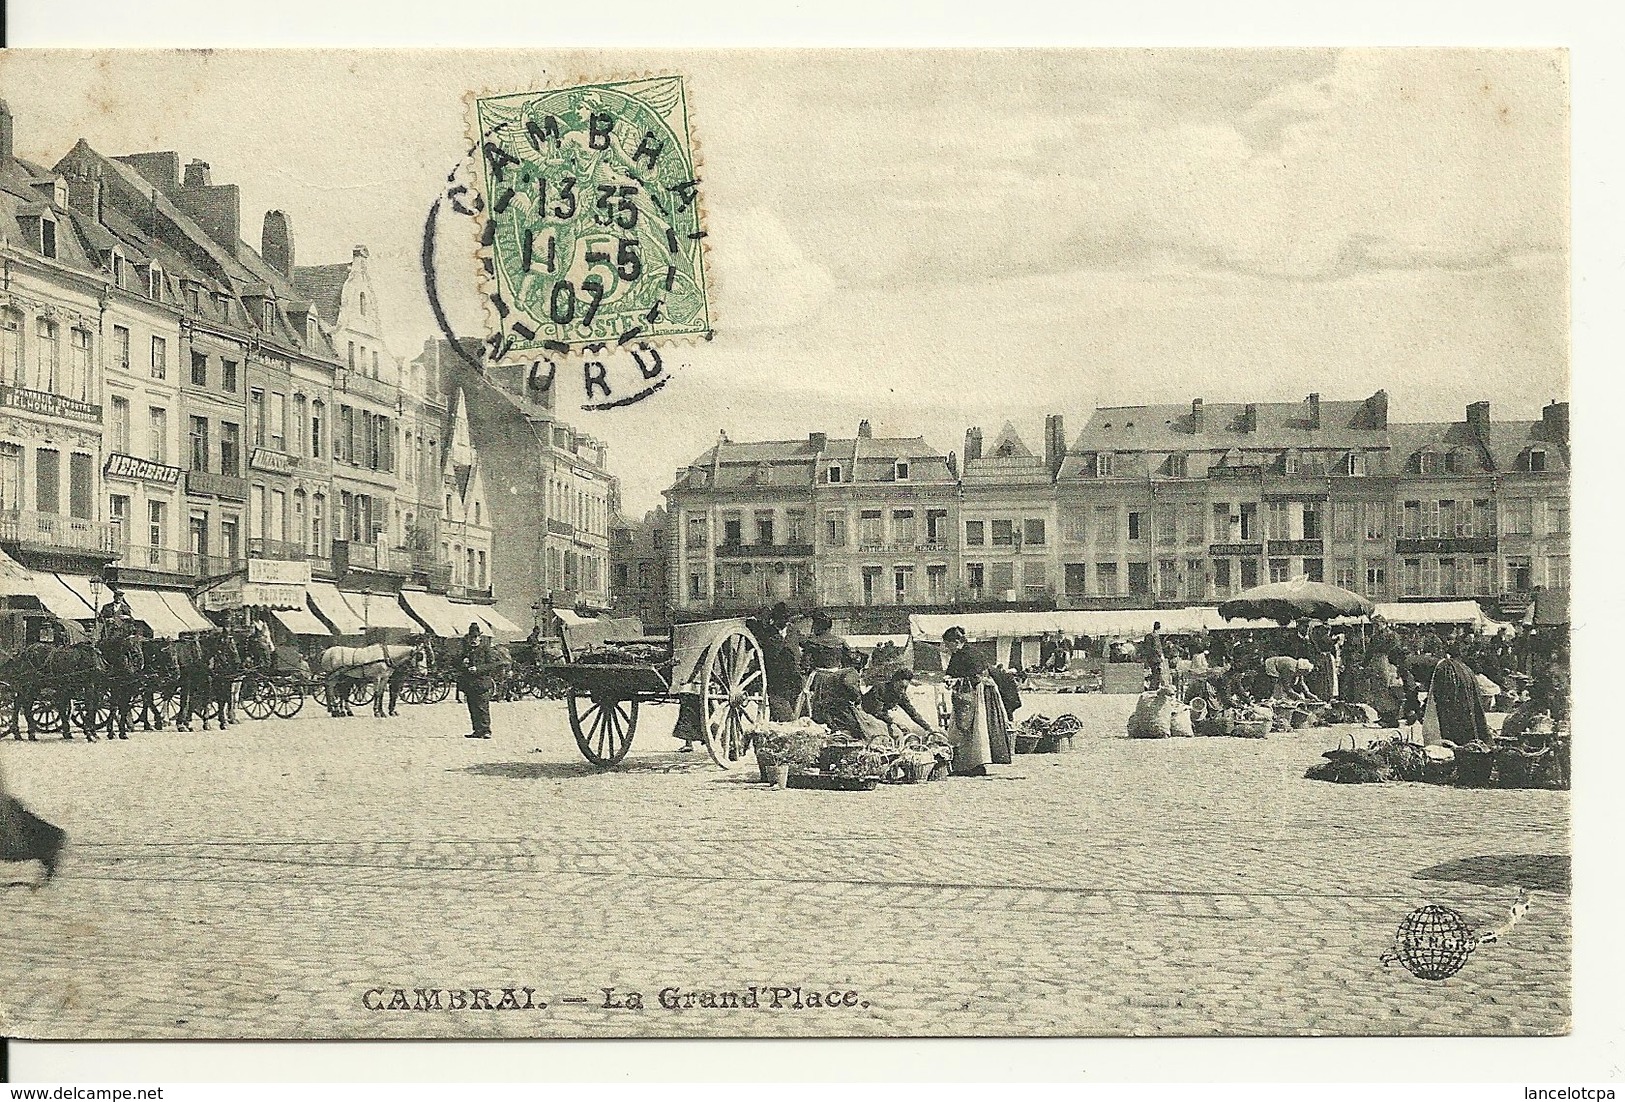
[0,691,1569,1039]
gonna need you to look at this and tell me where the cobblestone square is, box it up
[0,692,1569,1039]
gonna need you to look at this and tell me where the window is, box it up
[894,459,910,481]
[336,406,353,463]
[1502,498,1533,536]
[722,513,742,546]
[1548,555,1569,590]
[68,453,92,520]
[311,494,326,556]
[1023,518,1046,546]
[1269,557,1290,584]
[148,501,166,557]
[1213,558,1232,596]
[1182,503,1205,545]
[1158,558,1178,598]
[827,463,842,484]
[1421,557,1441,596]
[1418,450,1441,476]
[1239,502,1259,542]
[892,509,916,548]
[824,511,846,548]
[1095,452,1114,477]
[784,509,807,546]
[222,359,238,392]
[927,564,948,603]
[1282,451,1299,476]
[294,490,307,549]
[40,216,56,259]
[35,448,59,513]
[36,318,60,392]
[67,328,90,400]
[687,512,709,549]
[1166,454,1187,479]
[893,565,914,604]
[220,422,240,477]
[991,519,1015,547]
[1527,448,1548,473]
[1366,563,1387,599]
[293,396,308,456]
[190,350,207,386]
[858,509,883,547]
[965,520,985,547]
[1240,558,1259,589]
[689,572,704,600]
[861,566,883,606]
[1549,498,1569,534]
[1342,452,1365,477]
[190,417,209,472]
[1127,511,1145,542]
[1303,557,1324,583]
[1268,501,1292,541]
[1364,501,1387,540]
[148,407,168,464]
[755,509,775,546]
[1127,562,1150,596]
[311,401,325,458]
[0,308,22,383]
[1095,562,1119,596]
[269,392,286,451]
[110,395,131,454]
[250,388,266,447]
[1154,506,1176,545]
[1184,558,1207,599]
[1302,501,1323,541]
[989,562,1015,595]
[359,291,368,316]
[1334,559,1357,590]
[1401,558,1422,597]
[270,490,287,543]
[221,516,240,563]
[1023,560,1047,594]
[372,350,380,378]
[186,284,201,313]
[1093,506,1117,544]
[1439,557,1458,597]
[1471,557,1493,595]
[1062,509,1087,544]
[966,562,986,598]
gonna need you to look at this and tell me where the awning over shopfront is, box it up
[399,590,468,638]
[1373,600,1494,627]
[307,581,365,635]
[343,591,420,633]
[56,574,104,617]
[273,607,334,637]
[160,590,214,633]
[119,587,194,638]
[0,549,41,602]
[456,602,521,638]
[30,573,97,620]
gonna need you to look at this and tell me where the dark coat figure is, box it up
[860,672,933,734]
[1,771,65,886]
[1142,623,1167,689]
[458,627,508,739]
[944,631,1012,773]
[100,628,145,740]
[988,664,1023,720]
[138,638,181,731]
[748,604,803,721]
[175,633,213,731]
[1426,656,1491,747]
[211,631,242,726]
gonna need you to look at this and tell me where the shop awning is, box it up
[160,590,215,633]
[307,582,365,635]
[399,590,468,637]
[273,607,333,637]
[120,587,193,638]
[0,549,41,601]
[30,573,97,620]
[454,602,520,637]
[56,574,104,616]
[343,591,420,633]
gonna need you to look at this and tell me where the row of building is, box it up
[0,102,618,636]
[635,390,1569,632]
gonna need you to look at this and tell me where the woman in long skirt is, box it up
[941,627,1012,776]
[1422,653,1491,747]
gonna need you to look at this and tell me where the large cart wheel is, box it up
[270,681,305,720]
[70,695,112,737]
[348,680,377,708]
[154,684,182,725]
[568,692,638,767]
[27,698,63,734]
[427,676,452,705]
[701,628,767,769]
[240,679,275,721]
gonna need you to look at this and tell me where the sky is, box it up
[0,48,1569,514]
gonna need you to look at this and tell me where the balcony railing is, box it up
[336,368,400,406]
[248,538,307,561]
[448,583,494,600]
[110,543,242,578]
[0,510,119,554]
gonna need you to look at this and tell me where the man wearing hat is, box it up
[458,622,507,739]
[747,601,803,721]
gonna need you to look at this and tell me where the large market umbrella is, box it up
[1218,577,1374,625]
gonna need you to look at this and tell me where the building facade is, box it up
[0,103,495,623]
[664,394,1570,627]
[609,506,671,630]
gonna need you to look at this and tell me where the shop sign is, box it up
[241,582,307,609]
[248,558,311,586]
[250,447,293,475]
[198,574,243,612]
[1209,543,1262,557]
[0,384,101,423]
[104,452,183,485]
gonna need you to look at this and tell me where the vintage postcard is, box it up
[0,48,1568,1040]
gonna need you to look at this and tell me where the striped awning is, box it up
[160,590,214,633]
[121,587,193,638]
[30,573,97,620]
[273,607,333,637]
[0,549,41,601]
[454,602,520,637]
[306,581,365,635]
[399,590,468,638]
[343,591,420,633]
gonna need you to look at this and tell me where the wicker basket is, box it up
[1233,719,1270,739]
[1454,745,1495,787]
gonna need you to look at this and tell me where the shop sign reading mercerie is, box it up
[104,452,183,485]
[247,558,312,586]
[250,447,293,474]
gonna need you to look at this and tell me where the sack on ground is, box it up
[1127,690,1175,738]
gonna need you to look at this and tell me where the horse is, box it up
[208,631,242,727]
[175,632,220,732]
[318,641,426,718]
[137,638,181,731]
[1,640,108,741]
[99,629,146,741]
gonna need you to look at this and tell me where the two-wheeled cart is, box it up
[550,616,767,769]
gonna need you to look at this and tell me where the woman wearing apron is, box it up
[940,626,1012,777]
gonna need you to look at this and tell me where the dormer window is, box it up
[1528,448,1548,473]
[1418,450,1441,476]
[894,459,910,481]
[147,265,163,300]
[111,251,126,290]
[828,463,842,484]
[186,284,201,313]
[1167,453,1187,479]
[1282,450,1299,476]
[306,318,317,345]
[1342,451,1366,477]
[40,216,56,260]
[1095,451,1114,477]
[359,291,368,317]
[261,299,275,331]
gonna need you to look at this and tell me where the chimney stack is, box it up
[808,431,827,452]
[946,451,958,479]
[964,427,984,463]
[261,210,295,276]
[1541,400,1569,444]
[1191,397,1205,432]
[1242,403,1258,433]
[116,151,180,193]
[1044,413,1066,478]
[857,419,872,439]
[1360,389,1389,430]
[1466,401,1491,438]
[66,166,103,224]
[0,100,13,166]
[182,159,212,188]
[1305,393,1322,429]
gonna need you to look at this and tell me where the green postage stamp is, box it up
[468,76,711,358]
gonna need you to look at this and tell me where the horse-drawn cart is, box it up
[552,616,767,769]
